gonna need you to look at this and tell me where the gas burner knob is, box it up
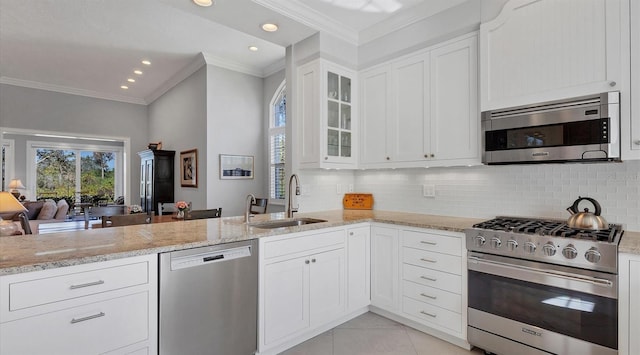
[507,240,518,251]
[523,242,537,254]
[474,235,486,247]
[562,245,578,259]
[542,242,556,256]
[490,237,502,249]
[585,248,601,263]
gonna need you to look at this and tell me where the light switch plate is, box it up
[336,184,343,194]
[423,184,435,198]
[347,184,354,192]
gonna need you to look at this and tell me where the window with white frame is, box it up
[269,81,286,201]
[27,141,124,203]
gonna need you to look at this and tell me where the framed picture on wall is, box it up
[219,154,254,180]
[180,149,198,187]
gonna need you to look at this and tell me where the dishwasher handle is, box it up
[203,254,224,262]
[169,245,252,270]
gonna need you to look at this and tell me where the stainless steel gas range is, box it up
[465,216,624,355]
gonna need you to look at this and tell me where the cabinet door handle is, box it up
[386,156,390,160]
[430,154,435,158]
[420,275,437,282]
[634,140,640,146]
[420,241,437,246]
[420,293,437,300]
[71,312,105,324]
[69,280,105,289]
[305,260,310,264]
[420,311,437,318]
[609,81,617,87]
[420,258,437,263]
[311,258,316,263]
[349,232,354,236]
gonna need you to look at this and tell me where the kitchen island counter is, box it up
[0,210,482,276]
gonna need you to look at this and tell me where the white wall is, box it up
[148,66,208,209]
[0,84,148,203]
[206,65,265,216]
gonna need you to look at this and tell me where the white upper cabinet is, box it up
[360,32,480,168]
[360,65,391,165]
[297,59,357,169]
[430,35,479,161]
[390,52,430,163]
[480,0,625,111]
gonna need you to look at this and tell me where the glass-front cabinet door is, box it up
[327,72,352,159]
[297,59,357,169]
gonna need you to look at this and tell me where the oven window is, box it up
[468,270,617,349]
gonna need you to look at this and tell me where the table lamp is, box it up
[8,179,25,199]
[0,191,28,236]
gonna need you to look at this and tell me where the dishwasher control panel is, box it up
[170,246,252,270]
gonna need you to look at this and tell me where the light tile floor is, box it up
[280,312,485,355]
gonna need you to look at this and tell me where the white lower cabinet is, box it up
[399,229,466,341]
[347,226,371,311]
[619,253,640,355]
[259,228,349,354]
[259,223,469,354]
[369,225,469,349]
[370,226,400,311]
[0,254,158,355]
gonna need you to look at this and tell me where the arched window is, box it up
[269,81,286,201]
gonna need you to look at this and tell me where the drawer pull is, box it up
[70,312,105,324]
[69,280,105,289]
[420,241,437,246]
[420,258,437,263]
[420,311,437,318]
[420,276,437,282]
[420,293,437,300]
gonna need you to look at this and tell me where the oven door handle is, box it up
[468,256,614,289]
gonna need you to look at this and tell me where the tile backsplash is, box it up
[299,160,640,231]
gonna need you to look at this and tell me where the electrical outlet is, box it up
[347,184,354,192]
[336,184,343,194]
[423,184,436,198]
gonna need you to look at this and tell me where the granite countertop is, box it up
[0,210,483,276]
[620,230,640,255]
[2,210,638,276]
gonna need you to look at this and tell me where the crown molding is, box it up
[0,77,147,105]
[145,53,207,104]
[253,0,359,44]
[262,58,286,77]
[201,53,265,77]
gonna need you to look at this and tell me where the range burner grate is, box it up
[472,216,623,243]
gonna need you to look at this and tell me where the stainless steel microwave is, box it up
[482,92,621,164]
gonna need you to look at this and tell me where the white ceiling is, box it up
[0,0,466,105]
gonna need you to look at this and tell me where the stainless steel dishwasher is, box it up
[159,239,258,355]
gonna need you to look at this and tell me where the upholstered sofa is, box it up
[20,199,69,233]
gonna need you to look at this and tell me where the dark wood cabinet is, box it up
[138,149,175,215]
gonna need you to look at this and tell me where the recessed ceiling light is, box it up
[193,0,213,6]
[134,70,143,75]
[248,46,258,52]
[261,23,278,32]
[127,78,136,83]
[141,60,151,66]
[120,85,129,90]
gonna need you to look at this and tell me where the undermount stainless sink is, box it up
[249,218,328,229]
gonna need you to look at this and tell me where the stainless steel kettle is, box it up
[566,196,609,230]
